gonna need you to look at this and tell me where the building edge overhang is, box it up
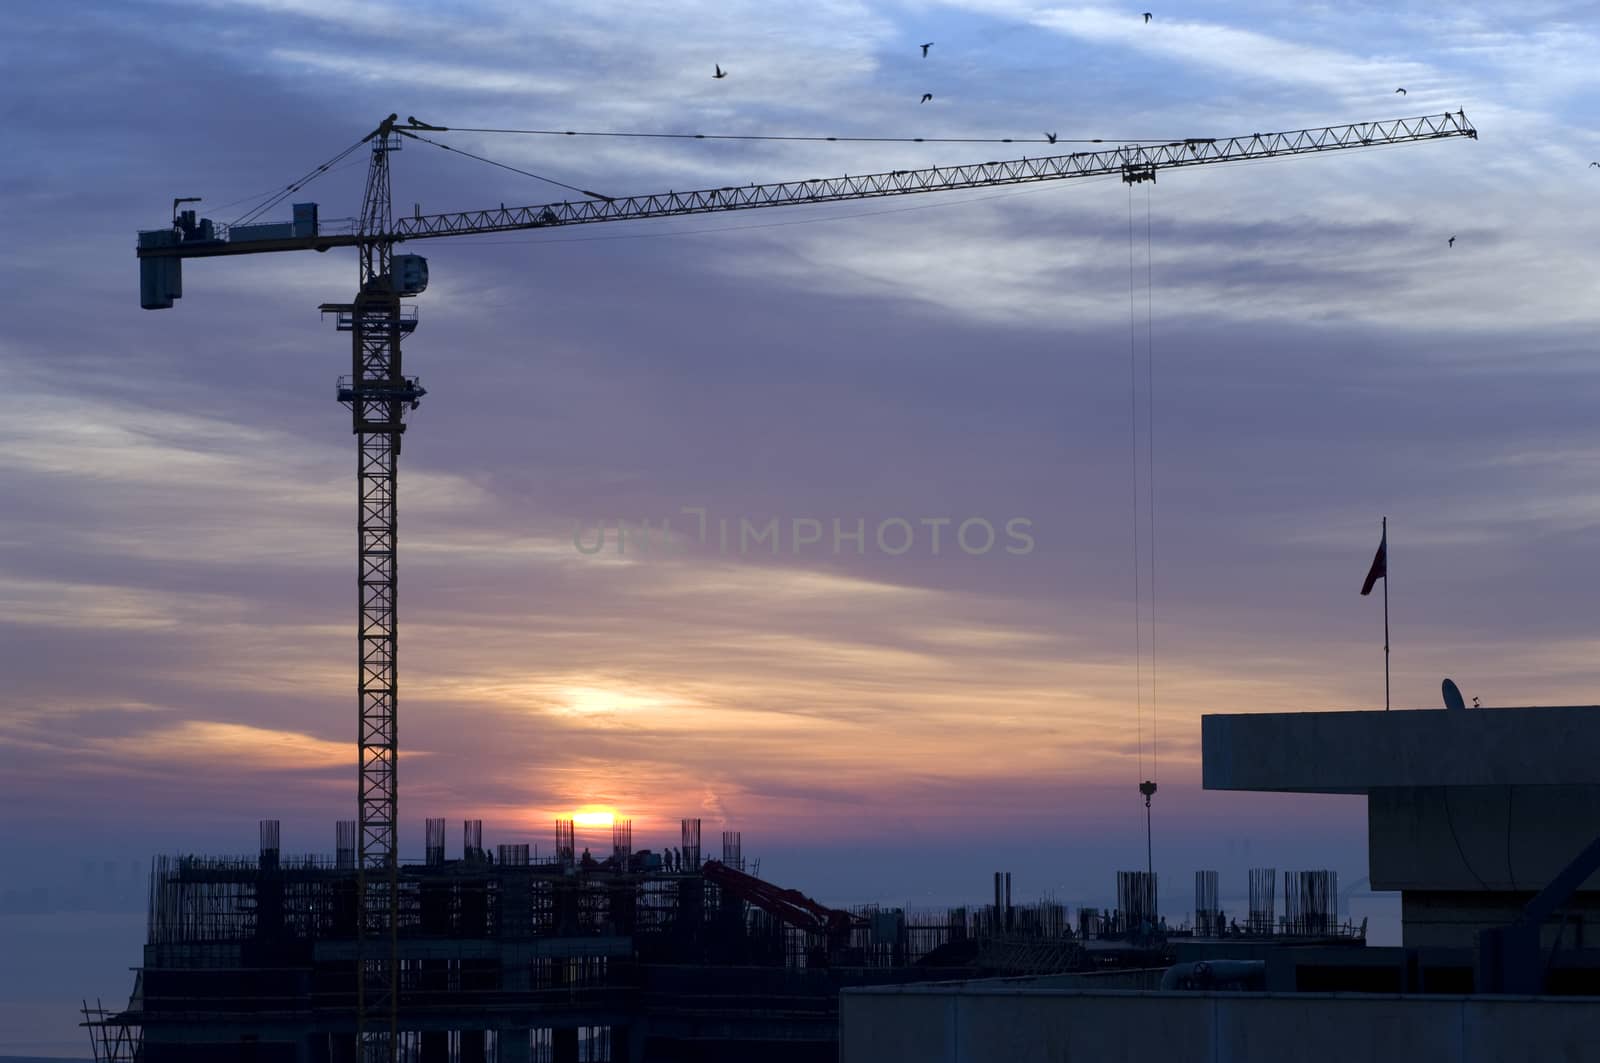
[1201,705,1600,794]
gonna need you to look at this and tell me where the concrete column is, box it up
[495,1029,531,1063]
[613,1023,647,1063]
[328,1033,357,1063]
[500,948,530,992]
[420,1031,448,1063]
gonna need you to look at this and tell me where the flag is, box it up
[1360,529,1387,596]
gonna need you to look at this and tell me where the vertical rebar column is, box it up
[337,820,358,870]
[259,820,281,868]
[425,818,446,866]
[1282,869,1336,934]
[256,820,284,941]
[612,820,633,865]
[555,819,576,866]
[680,818,701,869]
[1194,870,1218,935]
[1248,867,1278,934]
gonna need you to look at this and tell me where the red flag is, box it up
[1360,531,1386,596]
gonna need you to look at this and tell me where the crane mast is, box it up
[132,109,1476,1063]
[342,115,418,1063]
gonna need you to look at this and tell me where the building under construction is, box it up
[84,816,970,1063]
[83,813,1372,1063]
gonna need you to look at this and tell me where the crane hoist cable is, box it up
[1129,180,1160,886]
[1144,184,1158,790]
[1128,180,1145,788]
[1125,181,1161,789]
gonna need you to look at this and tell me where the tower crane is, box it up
[134,109,1475,1061]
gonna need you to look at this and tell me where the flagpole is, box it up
[1382,516,1390,712]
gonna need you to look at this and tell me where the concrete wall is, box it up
[1399,891,1600,950]
[1006,968,1168,990]
[840,986,1600,1063]
[1369,786,1600,893]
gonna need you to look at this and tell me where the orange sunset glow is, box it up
[571,808,618,829]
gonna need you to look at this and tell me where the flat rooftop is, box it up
[1201,706,1600,793]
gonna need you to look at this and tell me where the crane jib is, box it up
[135,112,1476,269]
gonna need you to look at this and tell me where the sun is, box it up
[571,808,616,829]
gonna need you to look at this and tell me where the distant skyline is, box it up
[5,0,1600,1054]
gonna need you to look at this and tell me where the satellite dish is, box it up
[1442,678,1466,711]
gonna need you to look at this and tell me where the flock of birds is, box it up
[711,10,1157,112]
[707,14,1164,141]
[706,12,1507,250]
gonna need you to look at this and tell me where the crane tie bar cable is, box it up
[401,130,614,201]
[232,136,371,227]
[406,120,1204,146]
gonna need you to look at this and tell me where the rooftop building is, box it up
[1202,704,1600,950]
[841,702,1600,1062]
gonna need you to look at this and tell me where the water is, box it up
[0,913,144,1058]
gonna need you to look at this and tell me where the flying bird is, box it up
[1590,161,1599,168]
[1394,87,1407,95]
[1045,132,1058,144]
[1143,12,1153,22]
[1448,235,1455,247]
[921,42,933,57]
[713,64,727,79]
[921,93,934,103]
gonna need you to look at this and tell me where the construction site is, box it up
[83,813,1369,1063]
[90,104,1576,1063]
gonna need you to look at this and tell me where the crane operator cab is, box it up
[359,254,429,299]
[390,254,428,297]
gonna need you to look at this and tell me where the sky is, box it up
[4,0,1600,1053]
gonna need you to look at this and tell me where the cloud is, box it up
[5,0,1600,914]
[937,2,1438,100]
[86,720,356,772]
